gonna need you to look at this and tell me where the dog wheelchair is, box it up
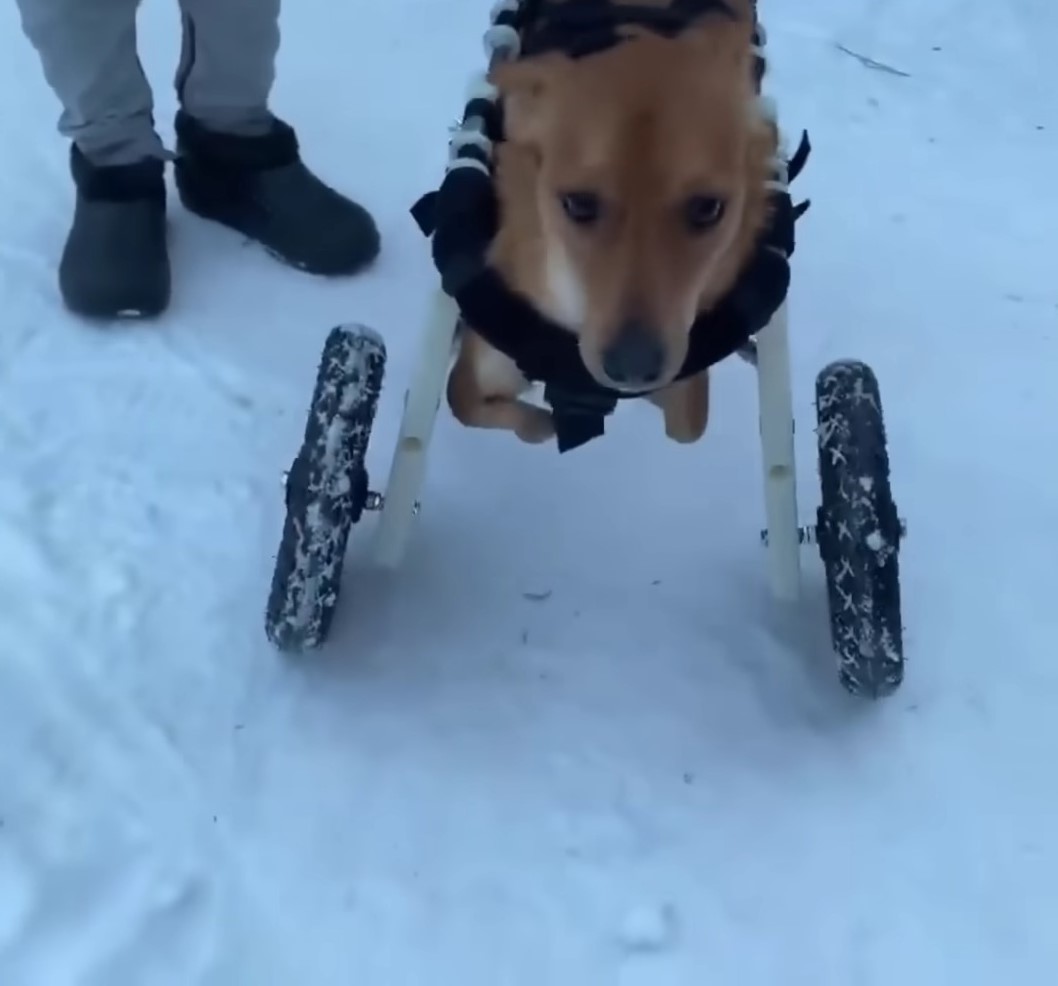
[264,0,907,699]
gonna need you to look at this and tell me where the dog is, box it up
[444,0,776,446]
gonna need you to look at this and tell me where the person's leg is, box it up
[16,0,165,163]
[172,0,380,276]
[173,0,278,137]
[14,0,169,317]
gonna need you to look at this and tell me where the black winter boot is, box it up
[59,147,170,319]
[173,111,380,276]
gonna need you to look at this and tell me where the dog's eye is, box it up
[559,192,602,226]
[684,195,726,232]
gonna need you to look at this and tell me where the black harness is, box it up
[411,0,811,452]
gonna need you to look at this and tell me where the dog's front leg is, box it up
[647,371,710,443]
[446,327,555,444]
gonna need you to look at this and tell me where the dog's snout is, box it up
[601,320,665,387]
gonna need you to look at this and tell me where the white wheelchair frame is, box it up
[368,289,803,606]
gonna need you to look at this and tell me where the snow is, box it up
[1,0,1056,982]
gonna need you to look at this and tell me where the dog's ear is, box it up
[490,54,571,145]
[680,16,757,84]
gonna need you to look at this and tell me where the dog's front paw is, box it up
[664,418,708,444]
[515,406,555,444]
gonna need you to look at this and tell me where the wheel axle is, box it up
[280,472,419,516]
[759,518,907,547]
[363,491,421,515]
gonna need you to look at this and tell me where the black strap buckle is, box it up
[543,382,619,453]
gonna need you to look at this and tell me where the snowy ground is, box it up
[2,0,1056,982]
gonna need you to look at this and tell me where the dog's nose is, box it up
[601,321,665,387]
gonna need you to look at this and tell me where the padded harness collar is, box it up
[411,0,811,452]
[520,0,737,58]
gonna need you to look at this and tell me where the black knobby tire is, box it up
[265,325,387,652]
[815,360,904,698]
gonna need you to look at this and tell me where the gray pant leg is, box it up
[14,0,165,165]
[175,0,281,136]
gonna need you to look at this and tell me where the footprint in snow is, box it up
[617,903,679,955]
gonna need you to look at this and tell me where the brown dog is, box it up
[446,0,776,445]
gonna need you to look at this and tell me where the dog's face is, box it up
[492,21,773,391]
